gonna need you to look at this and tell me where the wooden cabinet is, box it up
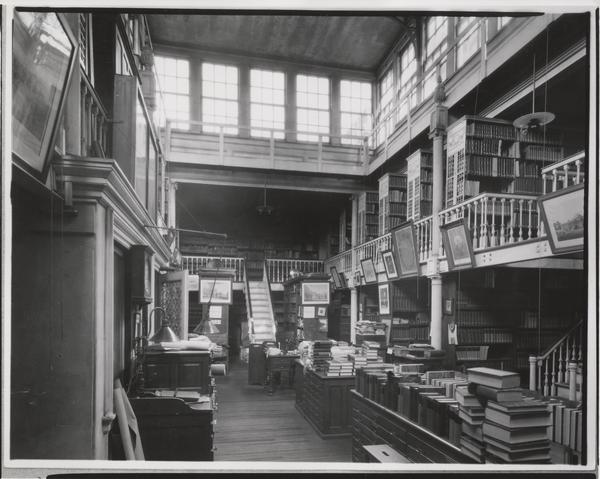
[143,350,211,394]
[295,368,354,437]
[351,390,473,463]
[129,397,214,461]
[357,191,379,244]
[378,173,407,235]
[406,150,433,220]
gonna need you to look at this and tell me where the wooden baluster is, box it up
[527,199,533,240]
[552,169,558,192]
[537,359,543,392]
[563,164,569,189]
[571,335,577,362]
[557,343,564,383]
[551,350,557,396]
[543,358,549,397]
[480,198,487,248]
[537,199,544,237]
[564,339,570,381]
[575,159,582,185]
[568,362,577,401]
[542,173,547,194]
[490,197,496,246]
[518,199,524,242]
[473,201,479,248]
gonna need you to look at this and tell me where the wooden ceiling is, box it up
[146,14,406,72]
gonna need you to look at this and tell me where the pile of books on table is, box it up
[310,340,333,372]
[467,367,552,464]
[325,359,354,377]
[456,384,486,462]
[361,341,382,362]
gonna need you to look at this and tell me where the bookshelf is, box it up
[445,116,563,208]
[378,173,407,235]
[389,279,430,345]
[338,206,352,253]
[328,290,351,343]
[357,191,379,244]
[406,150,433,221]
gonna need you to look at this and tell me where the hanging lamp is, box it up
[513,53,555,134]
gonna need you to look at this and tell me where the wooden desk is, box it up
[143,350,211,393]
[265,354,299,393]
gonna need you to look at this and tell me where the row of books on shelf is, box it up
[465,137,516,158]
[522,144,564,162]
[510,177,544,194]
[414,183,433,200]
[465,155,515,178]
[388,175,407,188]
[465,121,518,141]
[519,312,573,329]
[383,189,407,203]
[416,169,433,183]
[457,329,513,344]
[514,331,564,350]
[387,201,407,215]
[455,310,496,327]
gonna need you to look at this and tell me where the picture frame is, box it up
[199,278,232,304]
[381,249,399,280]
[360,258,377,284]
[538,183,585,254]
[303,306,315,319]
[441,219,475,271]
[301,281,330,305]
[443,298,454,315]
[12,11,76,181]
[317,306,327,317]
[390,222,420,277]
[378,283,390,315]
[330,266,343,289]
[338,272,348,289]
[354,270,362,287]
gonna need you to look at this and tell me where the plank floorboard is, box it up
[213,363,352,462]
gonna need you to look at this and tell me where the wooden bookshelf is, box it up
[445,116,563,207]
[357,191,379,244]
[389,279,429,345]
[406,150,433,221]
[378,173,407,235]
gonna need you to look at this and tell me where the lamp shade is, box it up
[150,319,179,343]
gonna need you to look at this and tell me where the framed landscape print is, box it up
[330,266,343,289]
[391,222,420,277]
[12,11,76,180]
[381,249,399,280]
[441,219,475,270]
[539,183,585,254]
[378,283,390,315]
[199,279,232,304]
[360,258,377,284]
[301,281,330,305]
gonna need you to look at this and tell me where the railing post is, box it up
[567,362,577,401]
[499,198,506,245]
[562,164,569,189]
[529,355,537,391]
[575,159,582,185]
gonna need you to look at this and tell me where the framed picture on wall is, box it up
[330,266,343,289]
[302,282,330,305]
[378,283,390,315]
[303,306,315,319]
[441,219,475,270]
[360,258,377,284]
[338,272,348,289]
[381,249,399,280]
[317,306,327,317]
[199,279,232,304]
[12,11,76,180]
[391,222,420,277]
[538,183,585,254]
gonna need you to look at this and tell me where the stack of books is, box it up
[361,341,382,362]
[547,398,582,453]
[325,359,354,377]
[456,385,486,463]
[330,345,355,362]
[467,367,551,464]
[311,340,333,372]
[348,353,368,369]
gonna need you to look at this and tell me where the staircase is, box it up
[247,280,276,343]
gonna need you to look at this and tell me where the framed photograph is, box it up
[354,270,362,287]
[381,249,399,280]
[303,306,315,319]
[302,282,330,305]
[12,11,76,180]
[378,284,390,315]
[317,306,327,317]
[441,219,475,270]
[208,305,223,319]
[338,272,348,289]
[391,222,420,277]
[360,258,377,284]
[199,279,232,304]
[443,298,454,315]
[330,266,343,289]
[538,183,585,254]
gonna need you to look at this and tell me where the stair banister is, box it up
[263,261,278,341]
[243,263,254,343]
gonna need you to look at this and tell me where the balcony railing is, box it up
[542,151,585,194]
[324,248,353,279]
[355,234,392,271]
[164,119,371,175]
[80,70,110,157]
[182,255,245,282]
[265,258,324,283]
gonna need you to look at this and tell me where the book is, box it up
[485,399,549,414]
[468,383,523,402]
[456,386,484,408]
[484,435,549,453]
[484,408,552,429]
[467,367,520,389]
[485,444,551,463]
[462,422,484,441]
[459,409,485,426]
[482,421,549,444]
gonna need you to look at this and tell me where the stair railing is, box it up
[243,263,254,344]
[263,261,278,341]
[528,319,584,400]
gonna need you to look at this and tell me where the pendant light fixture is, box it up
[513,53,555,134]
[256,175,274,216]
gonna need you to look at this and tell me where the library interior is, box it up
[4,7,596,473]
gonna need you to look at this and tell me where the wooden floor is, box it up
[213,363,352,462]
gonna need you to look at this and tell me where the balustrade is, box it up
[541,151,585,193]
[265,258,324,283]
[81,71,110,158]
[182,255,245,282]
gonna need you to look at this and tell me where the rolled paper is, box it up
[211,363,227,376]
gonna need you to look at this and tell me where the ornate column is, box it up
[428,72,448,350]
